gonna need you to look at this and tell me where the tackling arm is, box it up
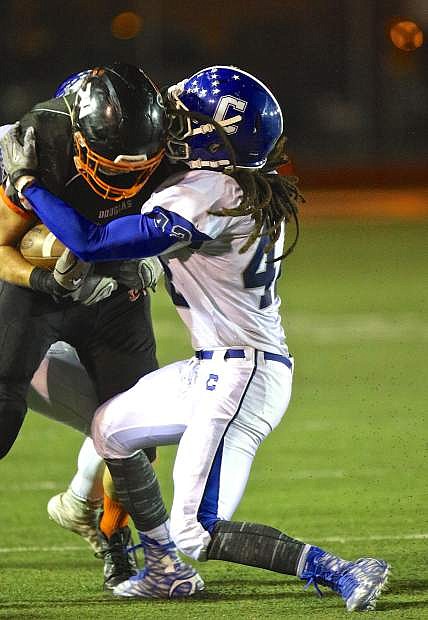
[0,192,38,287]
[22,183,207,262]
[23,182,182,261]
[1,123,210,263]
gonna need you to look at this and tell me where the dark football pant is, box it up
[0,280,158,459]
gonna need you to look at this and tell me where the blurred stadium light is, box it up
[111,11,143,40]
[389,19,424,51]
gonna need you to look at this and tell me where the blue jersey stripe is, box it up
[196,358,258,532]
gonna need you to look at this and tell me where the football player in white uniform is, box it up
[1,66,389,611]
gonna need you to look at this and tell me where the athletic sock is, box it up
[140,519,172,546]
[99,494,129,538]
[207,520,307,575]
[69,437,104,504]
[105,450,169,532]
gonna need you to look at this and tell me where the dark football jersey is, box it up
[6,95,173,224]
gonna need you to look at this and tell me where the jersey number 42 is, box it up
[243,236,279,309]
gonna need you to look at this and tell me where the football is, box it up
[20,223,66,271]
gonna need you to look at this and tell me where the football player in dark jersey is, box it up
[0,62,169,588]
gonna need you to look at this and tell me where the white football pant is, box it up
[92,347,293,561]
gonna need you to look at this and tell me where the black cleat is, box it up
[99,525,138,590]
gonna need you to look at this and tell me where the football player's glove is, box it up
[29,249,118,306]
[116,257,163,292]
[54,249,118,306]
[96,257,163,292]
[29,267,73,304]
[72,273,118,306]
[0,122,38,191]
[53,248,92,292]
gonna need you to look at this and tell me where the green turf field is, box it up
[0,218,427,619]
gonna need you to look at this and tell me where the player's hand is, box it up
[54,248,118,306]
[29,267,74,304]
[29,267,118,305]
[116,257,164,291]
[0,122,38,191]
[29,249,86,303]
[72,274,118,306]
[54,248,92,291]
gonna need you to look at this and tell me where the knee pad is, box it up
[91,407,114,458]
[91,406,133,459]
[91,404,157,461]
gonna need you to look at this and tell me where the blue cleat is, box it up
[113,535,204,599]
[336,557,390,611]
[300,546,390,611]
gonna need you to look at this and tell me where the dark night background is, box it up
[1,0,427,185]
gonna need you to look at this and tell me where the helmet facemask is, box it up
[166,81,240,170]
[73,131,164,201]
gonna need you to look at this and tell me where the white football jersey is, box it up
[141,169,289,355]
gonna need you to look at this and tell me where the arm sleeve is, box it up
[22,182,211,261]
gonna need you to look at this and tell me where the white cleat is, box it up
[113,537,204,599]
[113,563,205,599]
[47,488,102,556]
[339,558,390,612]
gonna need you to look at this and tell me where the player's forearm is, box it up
[0,245,34,287]
[23,183,180,262]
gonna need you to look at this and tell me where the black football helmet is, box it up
[71,63,167,201]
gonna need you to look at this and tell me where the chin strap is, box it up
[166,85,242,168]
[187,159,231,169]
[191,114,242,137]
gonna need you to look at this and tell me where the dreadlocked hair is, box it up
[224,132,304,261]
[168,107,304,261]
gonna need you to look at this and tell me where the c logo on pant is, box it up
[206,374,219,391]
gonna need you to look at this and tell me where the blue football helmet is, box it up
[166,65,283,170]
[54,70,91,98]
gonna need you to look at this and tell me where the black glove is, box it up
[0,122,38,189]
[29,267,72,303]
[29,249,89,303]
[29,250,118,306]
[96,257,163,291]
